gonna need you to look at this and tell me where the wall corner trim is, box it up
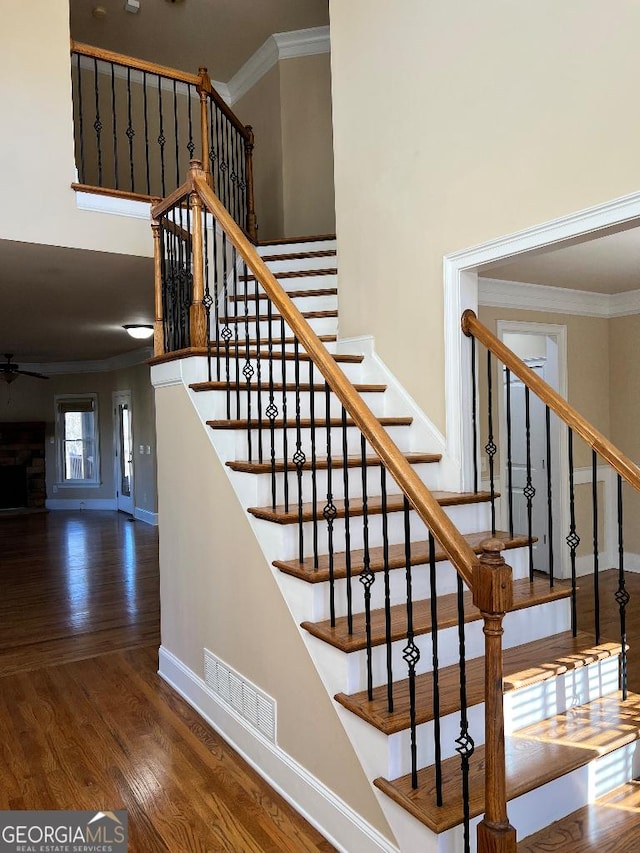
[227,26,331,106]
[158,646,399,853]
[134,507,158,526]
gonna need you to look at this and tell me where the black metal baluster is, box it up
[208,103,216,185]
[293,340,305,564]
[266,298,278,510]
[402,497,419,788]
[281,317,290,512]
[110,63,119,189]
[232,252,241,420]
[359,435,375,700]
[203,218,212,383]
[75,54,86,184]
[524,386,535,580]
[173,79,180,187]
[505,367,514,538]
[253,273,263,463]
[187,84,196,163]
[93,58,103,186]
[157,78,166,197]
[566,428,580,636]
[324,383,336,626]
[221,232,232,418]
[380,466,393,708]
[242,259,254,460]
[142,71,151,196]
[456,574,474,853]
[471,336,478,493]
[592,450,600,643]
[486,352,497,535]
[545,406,554,586]
[126,66,135,193]
[429,531,443,806]
[342,407,353,633]
[212,208,221,380]
[159,216,168,352]
[616,475,629,700]
[309,358,319,566]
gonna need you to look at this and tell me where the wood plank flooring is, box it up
[0,511,334,852]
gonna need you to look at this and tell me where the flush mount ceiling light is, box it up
[123,324,154,340]
[92,5,107,18]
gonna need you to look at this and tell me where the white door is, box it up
[113,391,134,515]
[506,362,563,575]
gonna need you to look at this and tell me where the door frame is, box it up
[113,390,134,515]
[495,320,569,578]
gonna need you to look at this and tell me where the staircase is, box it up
[150,168,640,853]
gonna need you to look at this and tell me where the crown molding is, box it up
[226,26,330,105]
[478,277,640,318]
[21,347,152,377]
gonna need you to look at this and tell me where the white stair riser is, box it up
[205,356,363,385]
[228,293,338,315]
[192,387,387,422]
[257,239,337,256]
[307,546,531,622]
[236,461,441,509]
[252,501,493,563]
[343,599,570,694]
[211,422,415,460]
[210,314,339,343]
[261,256,337,274]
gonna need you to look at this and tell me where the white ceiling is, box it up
[479,223,640,294]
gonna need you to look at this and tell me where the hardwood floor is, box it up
[0,511,334,852]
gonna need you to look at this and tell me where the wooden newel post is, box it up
[244,125,258,243]
[197,67,213,188]
[151,220,165,357]
[189,164,207,349]
[473,539,517,853]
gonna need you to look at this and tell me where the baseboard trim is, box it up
[158,646,398,853]
[134,507,158,526]
[45,498,117,511]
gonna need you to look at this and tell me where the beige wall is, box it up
[234,65,285,240]
[330,0,640,433]
[0,0,151,257]
[280,54,336,237]
[155,383,392,838]
[609,314,640,553]
[0,362,157,513]
[235,54,335,240]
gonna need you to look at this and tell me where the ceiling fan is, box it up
[1,354,50,385]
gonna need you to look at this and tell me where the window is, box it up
[55,394,100,486]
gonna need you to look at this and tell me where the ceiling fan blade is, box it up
[16,370,50,380]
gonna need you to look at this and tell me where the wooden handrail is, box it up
[157,164,480,589]
[462,309,640,493]
[71,40,200,86]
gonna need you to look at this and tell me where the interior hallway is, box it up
[0,511,334,852]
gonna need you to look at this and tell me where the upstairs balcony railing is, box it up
[70,41,257,241]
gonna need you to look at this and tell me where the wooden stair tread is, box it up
[258,233,336,246]
[230,287,338,301]
[375,693,640,833]
[206,347,362,364]
[301,576,570,653]
[227,452,441,476]
[248,490,491,525]
[518,782,640,851]
[374,692,640,832]
[242,268,338,282]
[336,630,620,734]
[208,415,412,431]
[275,528,524,584]
[261,249,337,262]
[190,380,386,393]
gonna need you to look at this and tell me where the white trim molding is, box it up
[158,646,399,853]
[479,277,640,318]
[134,506,158,526]
[226,26,331,105]
[444,189,640,489]
[21,347,152,377]
[75,190,152,221]
[46,498,117,511]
